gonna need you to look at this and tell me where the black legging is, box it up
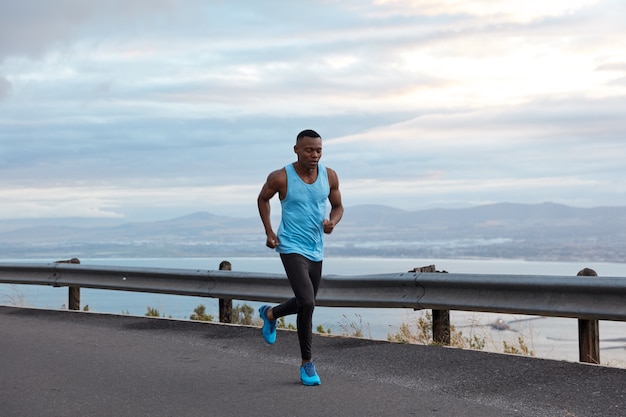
[272,253,322,361]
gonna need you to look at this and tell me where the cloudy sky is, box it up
[1,0,625,222]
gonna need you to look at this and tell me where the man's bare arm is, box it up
[323,168,344,234]
[257,169,286,248]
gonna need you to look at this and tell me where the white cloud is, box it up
[0,0,625,220]
[0,183,263,220]
[0,75,11,99]
[371,0,600,23]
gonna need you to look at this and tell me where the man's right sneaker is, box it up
[300,361,321,386]
[259,305,276,345]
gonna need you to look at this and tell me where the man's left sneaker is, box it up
[259,305,276,345]
[300,361,321,386]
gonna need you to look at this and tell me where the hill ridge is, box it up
[0,202,624,262]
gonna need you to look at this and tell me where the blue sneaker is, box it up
[300,361,321,386]
[259,305,276,345]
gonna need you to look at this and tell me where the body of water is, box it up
[1,256,625,367]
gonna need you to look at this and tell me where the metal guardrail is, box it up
[1,262,625,320]
[412,272,626,321]
[1,262,625,364]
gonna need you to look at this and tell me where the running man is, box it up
[257,129,344,386]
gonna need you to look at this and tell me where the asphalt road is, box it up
[1,306,624,417]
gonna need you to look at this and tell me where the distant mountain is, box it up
[341,202,626,229]
[1,203,625,262]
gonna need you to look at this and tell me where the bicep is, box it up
[259,169,286,201]
[327,168,342,207]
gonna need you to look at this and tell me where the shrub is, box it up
[190,304,214,322]
[145,306,160,317]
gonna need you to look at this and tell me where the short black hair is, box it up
[296,129,321,141]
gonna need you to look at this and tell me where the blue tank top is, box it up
[276,163,330,262]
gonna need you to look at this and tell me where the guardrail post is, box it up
[411,265,451,345]
[432,310,451,345]
[69,287,81,311]
[55,258,81,310]
[577,268,600,364]
[218,261,232,323]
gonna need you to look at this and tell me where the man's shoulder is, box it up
[269,165,288,175]
[267,166,288,185]
[324,166,338,178]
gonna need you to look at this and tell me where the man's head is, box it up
[296,129,321,143]
[294,129,322,170]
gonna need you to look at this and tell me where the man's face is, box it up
[294,136,322,170]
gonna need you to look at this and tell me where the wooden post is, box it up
[54,258,81,311]
[577,268,600,364]
[432,309,451,345]
[218,261,233,323]
[410,265,450,345]
[68,287,81,311]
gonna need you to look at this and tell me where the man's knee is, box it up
[297,296,315,313]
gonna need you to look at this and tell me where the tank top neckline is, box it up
[289,163,320,185]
